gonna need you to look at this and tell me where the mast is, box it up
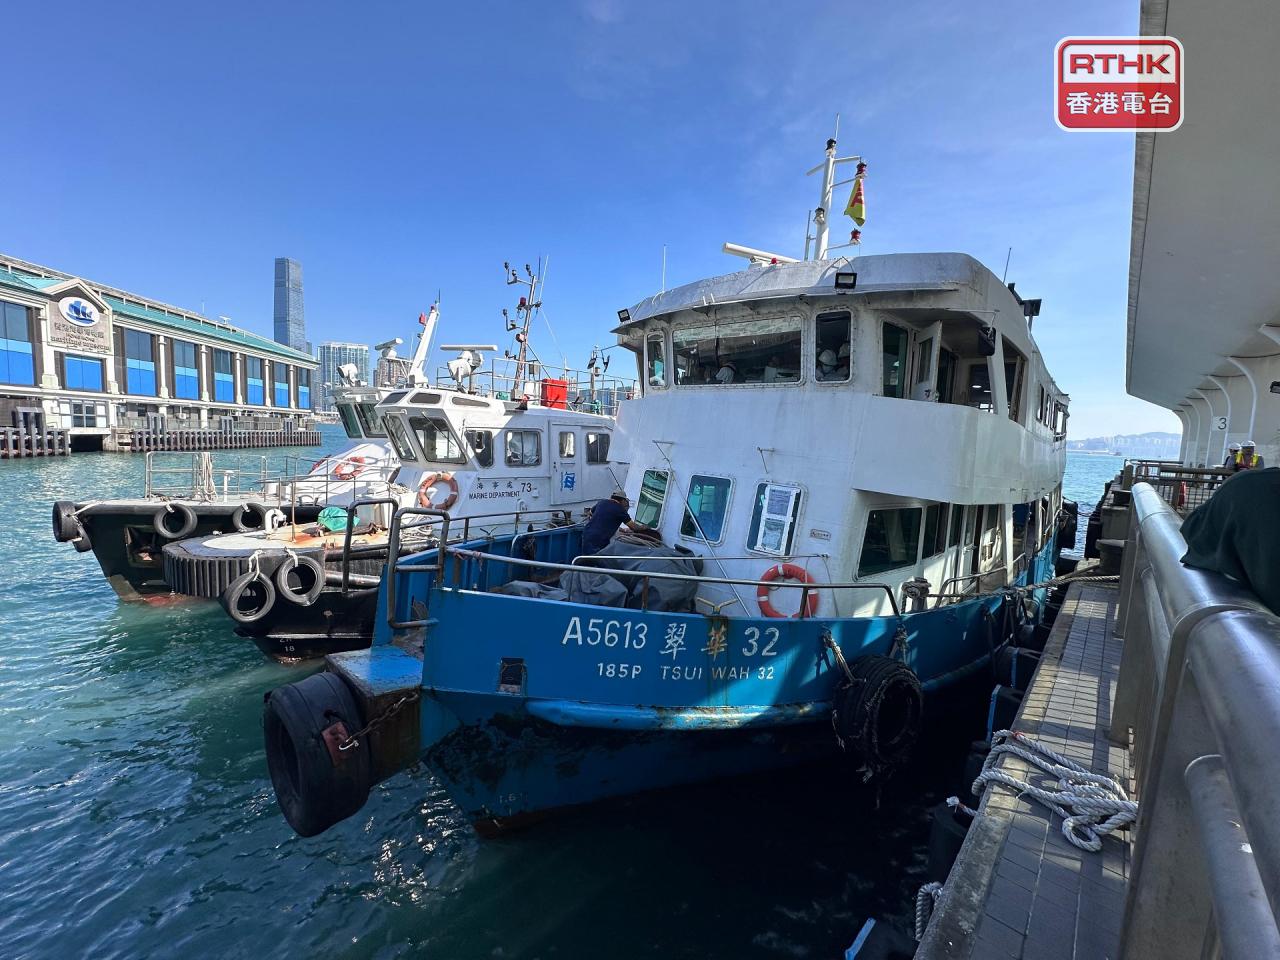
[813,137,838,260]
[504,260,543,395]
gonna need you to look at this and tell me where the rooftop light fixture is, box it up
[617,308,631,323]
[1271,381,1280,395]
[1022,299,1042,320]
[834,271,858,290]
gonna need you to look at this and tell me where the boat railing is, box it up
[933,564,1011,607]
[144,451,278,500]
[1110,481,1280,957]
[1121,460,1233,517]
[433,362,636,416]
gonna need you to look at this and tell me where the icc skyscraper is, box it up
[273,257,308,353]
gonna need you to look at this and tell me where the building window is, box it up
[0,299,34,386]
[680,474,733,543]
[881,322,910,398]
[858,507,923,577]
[297,369,311,409]
[172,340,199,400]
[466,429,494,468]
[63,399,105,428]
[61,354,104,392]
[245,357,265,405]
[673,316,802,385]
[586,432,610,463]
[274,363,290,407]
[124,329,157,396]
[748,482,802,555]
[815,311,851,382]
[411,415,464,463]
[213,349,235,403]
[635,469,669,527]
[505,429,541,467]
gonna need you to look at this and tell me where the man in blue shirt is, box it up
[580,493,649,557]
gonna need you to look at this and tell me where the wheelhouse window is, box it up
[355,402,386,437]
[965,362,993,411]
[60,353,104,392]
[858,507,923,577]
[1003,338,1025,422]
[385,414,418,461]
[336,403,362,438]
[922,504,947,558]
[559,431,576,457]
[815,311,851,382]
[245,356,265,406]
[213,349,235,403]
[505,429,541,467]
[297,369,311,409]
[172,340,199,400]
[680,474,732,543]
[411,415,464,463]
[948,501,964,546]
[123,329,156,396]
[937,347,958,404]
[881,322,910,398]
[0,299,34,386]
[586,432,610,463]
[466,429,494,468]
[673,316,802,385]
[635,469,669,527]
[645,333,667,388]
[748,482,802,556]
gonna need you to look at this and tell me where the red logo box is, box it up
[1055,36,1184,132]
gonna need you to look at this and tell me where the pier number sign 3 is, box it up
[1055,37,1184,132]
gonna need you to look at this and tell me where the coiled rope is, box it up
[972,729,1137,852]
[914,881,943,941]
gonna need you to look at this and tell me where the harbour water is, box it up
[0,437,1120,960]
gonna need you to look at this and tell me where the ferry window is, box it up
[505,429,541,467]
[410,391,442,405]
[680,474,733,543]
[355,402,386,437]
[213,349,235,403]
[922,504,946,558]
[965,362,993,411]
[60,353,104,392]
[586,432,610,463]
[385,415,418,462]
[672,316,802,385]
[635,469,669,527]
[451,396,488,408]
[815,311,851,382]
[913,337,935,400]
[336,403,362,438]
[559,431,576,457]
[937,347,958,403]
[646,333,667,387]
[1003,339,1025,421]
[466,429,494,468]
[948,502,964,546]
[858,507,923,577]
[382,390,409,405]
[0,299,34,386]
[881,322,909,398]
[748,483,802,556]
[411,415,464,463]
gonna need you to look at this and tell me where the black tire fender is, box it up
[221,569,277,624]
[231,501,272,532]
[275,554,326,607]
[155,502,199,540]
[52,500,79,542]
[263,672,372,837]
[832,654,924,772]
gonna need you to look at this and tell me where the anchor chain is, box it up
[336,690,421,752]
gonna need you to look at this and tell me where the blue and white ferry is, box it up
[260,139,1071,837]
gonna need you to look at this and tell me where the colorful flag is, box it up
[844,161,867,226]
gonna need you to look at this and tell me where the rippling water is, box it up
[0,439,1119,959]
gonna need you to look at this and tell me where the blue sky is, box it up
[1,0,1177,439]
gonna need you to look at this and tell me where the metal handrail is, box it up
[1110,481,1280,959]
[338,497,404,595]
[935,565,1009,607]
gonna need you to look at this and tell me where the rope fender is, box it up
[972,729,1137,852]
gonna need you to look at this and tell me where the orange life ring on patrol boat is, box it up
[418,472,459,510]
[332,456,368,480]
[757,563,821,619]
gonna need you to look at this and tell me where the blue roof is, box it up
[0,264,314,365]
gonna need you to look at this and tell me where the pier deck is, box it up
[919,582,1129,960]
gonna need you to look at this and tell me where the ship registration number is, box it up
[560,616,780,682]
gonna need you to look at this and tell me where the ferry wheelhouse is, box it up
[259,142,1072,837]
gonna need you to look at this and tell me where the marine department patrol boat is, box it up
[259,139,1073,836]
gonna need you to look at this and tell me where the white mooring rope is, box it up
[972,729,1137,852]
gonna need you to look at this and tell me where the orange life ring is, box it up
[333,456,368,480]
[757,563,821,619]
[418,472,459,510]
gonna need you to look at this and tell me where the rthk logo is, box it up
[1055,37,1184,132]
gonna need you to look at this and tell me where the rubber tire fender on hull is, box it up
[155,502,198,540]
[275,553,326,606]
[222,570,277,624]
[832,655,924,772]
[263,671,372,837]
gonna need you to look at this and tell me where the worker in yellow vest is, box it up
[1233,440,1265,472]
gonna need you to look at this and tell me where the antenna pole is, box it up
[661,245,667,293]
[1002,247,1013,283]
[814,134,838,260]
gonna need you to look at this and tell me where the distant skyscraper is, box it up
[316,341,370,411]
[273,258,307,352]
